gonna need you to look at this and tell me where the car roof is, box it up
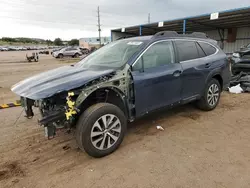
[123,35,217,46]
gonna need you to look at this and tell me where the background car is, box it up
[52,47,82,58]
[2,47,9,51]
[231,49,250,75]
[79,47,90,54]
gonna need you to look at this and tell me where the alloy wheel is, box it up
[90,114,121,150]
[207,84,219,106]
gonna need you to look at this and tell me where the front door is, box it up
[131,41,182,117]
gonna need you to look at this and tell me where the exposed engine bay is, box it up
[19,64,135,139]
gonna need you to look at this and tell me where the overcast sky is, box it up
[0,0,249,40]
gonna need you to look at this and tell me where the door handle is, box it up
[205,63,211,68]
[173,70,182,77]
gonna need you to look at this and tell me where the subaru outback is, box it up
[12,31,231,158]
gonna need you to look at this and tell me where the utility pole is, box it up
[97,6,101,47]
[148,13,150,24]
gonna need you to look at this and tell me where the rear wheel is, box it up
[196,78,221,111]
[74,53,80,58]
[76,103,127,158]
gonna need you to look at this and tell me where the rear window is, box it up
[175,41,199,62]
[198,42,217,56]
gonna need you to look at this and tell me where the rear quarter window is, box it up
[195,42,206,58]
[175,41,199,62]
[198,42,217,56]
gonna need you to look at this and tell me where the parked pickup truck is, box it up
[12,31,231,158]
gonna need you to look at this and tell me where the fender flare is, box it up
[205,67,223,84]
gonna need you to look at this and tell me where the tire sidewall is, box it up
[77,104,127,157]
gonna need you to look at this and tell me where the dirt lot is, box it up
[1,51,250,188]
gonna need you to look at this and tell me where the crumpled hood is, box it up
[11,65,115,100]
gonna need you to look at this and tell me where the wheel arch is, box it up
[77,86,130,119]
[206,68,223,90]
[212,74,223,89]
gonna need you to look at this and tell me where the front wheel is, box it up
[196,78,221,111]
[76,103,127,158]
[58,53,63,58]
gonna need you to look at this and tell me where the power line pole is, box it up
[97,6,101,47]
[148,13,150,24]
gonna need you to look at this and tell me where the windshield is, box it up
[76,40,144,69]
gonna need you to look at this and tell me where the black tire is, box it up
[76,103,127,158]
[74,53,79,58]
[196,78,221,111]
[58,53,63,58]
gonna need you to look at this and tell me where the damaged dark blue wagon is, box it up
[12,31,231,157]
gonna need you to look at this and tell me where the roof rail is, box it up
[154,31,179,37]
[153,31,208,39]
[116,36,134,40]
[189,32,207,38]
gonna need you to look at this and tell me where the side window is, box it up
[134,41,174,70]
[198,42,217,56]
[175,41,199,62]
[196,42,206,58]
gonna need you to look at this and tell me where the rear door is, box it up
[64,48,73,56]
[131,41,183,116]
[174,40,207,100]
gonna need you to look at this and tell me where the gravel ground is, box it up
[1,51,250,188]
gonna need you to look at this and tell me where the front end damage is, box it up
[19,64,134,139]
